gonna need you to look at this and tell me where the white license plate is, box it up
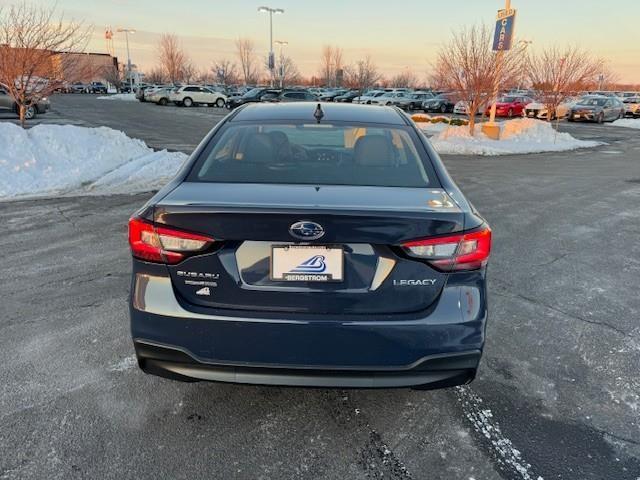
[574,114,581,119]
[271,245,344,282]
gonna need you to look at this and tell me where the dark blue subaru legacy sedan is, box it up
[128,102,491,389]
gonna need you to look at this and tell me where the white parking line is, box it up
[456,386,544,480]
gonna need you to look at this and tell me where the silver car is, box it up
[0,84,50,120]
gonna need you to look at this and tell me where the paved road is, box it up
[1,95,639,479]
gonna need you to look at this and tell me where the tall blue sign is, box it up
[492,9,517,51]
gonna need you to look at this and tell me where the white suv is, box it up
[170,86,227,107]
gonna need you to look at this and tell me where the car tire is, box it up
[159,98,168,106]
[215,98,225,108]
[183,97,193,107]
[507,108,514,118]
[440,104,447,113]
[24,105,36,120]
[597,112,604,124]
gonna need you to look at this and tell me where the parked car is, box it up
[89,82,108,94]
[70,82,89,94]
[523,97,579,120]
[333,90,360,103]
[135,84,162,102]
[270,90,318,102]
[622,96,640,118]
[127,102,492,389]
[226,87,282,109]
[567,96,625,123]
[370,91,410,106]
[394,92,434,111]
[318,89,348,102]
[484,95,533,117]
[0,84,50,119]
[423,93,457,113]
[617,91,640,99]
[353,90,385,104]
[147,87,174,106]
[170,85,227,107]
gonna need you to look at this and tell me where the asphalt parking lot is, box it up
[1,95,639,480]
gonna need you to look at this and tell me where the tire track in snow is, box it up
[456,386,543,480]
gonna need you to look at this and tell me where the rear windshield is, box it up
[187,122,436,188]
[580,98,607,106]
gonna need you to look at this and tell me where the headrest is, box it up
[354,135,395,167]
[243,133,275,163]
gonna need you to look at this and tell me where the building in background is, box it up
[52,52,119,83]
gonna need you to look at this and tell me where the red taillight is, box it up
[128,217,214,265]
[401,226,492,272]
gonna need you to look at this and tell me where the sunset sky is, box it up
[11,0,640,82]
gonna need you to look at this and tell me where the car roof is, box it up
[231,102,407,125]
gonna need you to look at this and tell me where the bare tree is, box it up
[390,69,418,88]
[0,3,89,127]
[527,46,603,120]
[181,59,197,84]
[318,45,345,87]
[344,55,381,92]
[212,58,239,85]
[145,66,167,85]
[104,65,123,91]
[159,34,186,84]
[590,64,619,91]
[277,55,301,87]
[319,45,334,87]
[432,24,524,134]
[236,37,258,85]
[332,46,344,87]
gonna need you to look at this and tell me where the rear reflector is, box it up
[402,226,492,271]
[128,217,214,265]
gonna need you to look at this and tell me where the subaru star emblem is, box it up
[289,221,325,240]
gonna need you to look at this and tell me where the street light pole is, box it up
[258,6,284,87]
[275,40,288,88]
[516,40,533,90]
[117,28,136,93]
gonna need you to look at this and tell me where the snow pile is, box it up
[415,121,451,135]
[610,118,640,129]
[0,123,187,199]
[426,118,602,155]
[96,93,137,102]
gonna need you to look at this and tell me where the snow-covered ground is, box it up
[610,118,640,129]
[417,118,603,155]
[96,93,137,102]
[0,123,186,200]
[1,118,606,200]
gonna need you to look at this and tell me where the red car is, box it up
[484,95,533,117]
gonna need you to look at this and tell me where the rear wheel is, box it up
[24,105,36,120]
[596,112,604,124]
[215,98,225,108]
[159,98,168,106]
[183,97,193,107]
[440,104,447,113]
[507,108,514,118]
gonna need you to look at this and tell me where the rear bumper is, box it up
[130,272,487,388]
[135,340,479,388]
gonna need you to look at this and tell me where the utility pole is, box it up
[117,28,136,93]
[258,6,284,87]
[275,40,288,88]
